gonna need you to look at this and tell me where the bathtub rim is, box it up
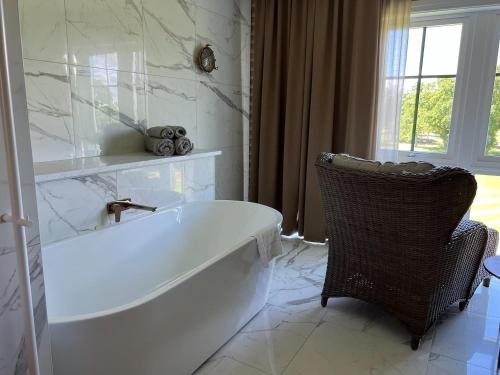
[44,200,283,325]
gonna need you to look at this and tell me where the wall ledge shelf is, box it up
[34,150,222,183]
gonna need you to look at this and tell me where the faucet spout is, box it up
[106,199,157,223]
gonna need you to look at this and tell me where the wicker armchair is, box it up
[315,153,499,350]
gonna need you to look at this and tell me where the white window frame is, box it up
[400,3,500,177]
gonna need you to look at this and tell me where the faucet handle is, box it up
[117,198,132,202]
[109,203,123,223]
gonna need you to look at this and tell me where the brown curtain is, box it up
[250,0,405,242]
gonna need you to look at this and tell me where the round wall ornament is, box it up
[198,44,218,73]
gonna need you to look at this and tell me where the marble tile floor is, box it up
[194,237,500,375]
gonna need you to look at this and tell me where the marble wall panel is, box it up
[194,0,250,26]
[36,156,216,244]
[21,0,251,205]
[197,81,248,150]
[65,0,144,73]
[70,65,147,157]
[142,0,196,80]
[145,75,198,144]
[195,7,250,87]
[19,0,68,63]
[24,60,76,162]
[36,173,117,244]
[215,147,243,201]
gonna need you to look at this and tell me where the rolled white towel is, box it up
[144,136,175,156]
[252,223,283,266]
[174,136,194,155]
[146,126,175,139]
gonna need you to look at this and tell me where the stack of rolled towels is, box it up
[144,126,194,157]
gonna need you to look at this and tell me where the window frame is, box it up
[469,14,500,175]
[399,16,468,163]
[399,6,500,176]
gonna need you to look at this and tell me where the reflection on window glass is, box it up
[398,24,462,154]
[470,175,500,254]
[486,43,500,157]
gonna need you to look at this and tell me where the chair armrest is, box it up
[486,228,499,259]
[444,220,490,300]
[450,220,486,242]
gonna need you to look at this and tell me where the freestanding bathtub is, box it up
[42,200,282,375]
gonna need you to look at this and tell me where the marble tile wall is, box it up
[19,0,250,201]
[36,156,216,245]
[1,2,52,373]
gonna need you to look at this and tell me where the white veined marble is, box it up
[197,81,248,150]
[36,155,217,245]
[24,60,76,162]
[19,0,68,63]
[115,158,214,222]
[18,0,251,207]
[194,0,250,27]
[65,0,144,73]
[36,173,117,244]
[195,238,500,375]
[195,7,250,87]
[70,65,147,157]
[145,75,198,144]
[143,0,196,80]
[215,146,243,201]
[33,150,220,183]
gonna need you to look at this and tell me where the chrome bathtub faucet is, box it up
[106,198,157,223]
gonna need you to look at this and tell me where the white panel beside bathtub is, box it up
[36,153,218,245]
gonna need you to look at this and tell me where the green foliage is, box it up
[487,77,500,156]
[400,74,500,155]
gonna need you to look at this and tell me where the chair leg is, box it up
[411,336,421,351]
[459,300,469,311]
[321,296,328,307]
[484,277,491,288]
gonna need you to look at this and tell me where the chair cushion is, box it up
[377,161,435,173]
[331,154,434,174]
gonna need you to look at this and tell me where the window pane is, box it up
[497,46,500,74]
[406,28,423,76]
[414,78,455,153]
[486,43,500,157]
[422,24,462,76]
[470,175,500,253]
[486,77,500,156]
[399,79,418,151]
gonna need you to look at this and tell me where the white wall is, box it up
[19,0,250,201]
[36,155,217,245]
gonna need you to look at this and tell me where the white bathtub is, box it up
[42,200,282,375]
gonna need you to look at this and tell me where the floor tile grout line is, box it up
[428,352,494,372]
[279,311,327,375]
[225,356,273,375]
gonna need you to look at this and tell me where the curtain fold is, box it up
[376,0,411,162]
[250,0,411,242]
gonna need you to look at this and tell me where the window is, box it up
[398,9,500,171]
[402,7,500,254]
[399,24,462,154]
[486,44,500,157]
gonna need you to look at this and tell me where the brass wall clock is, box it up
[198,44,218,73]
